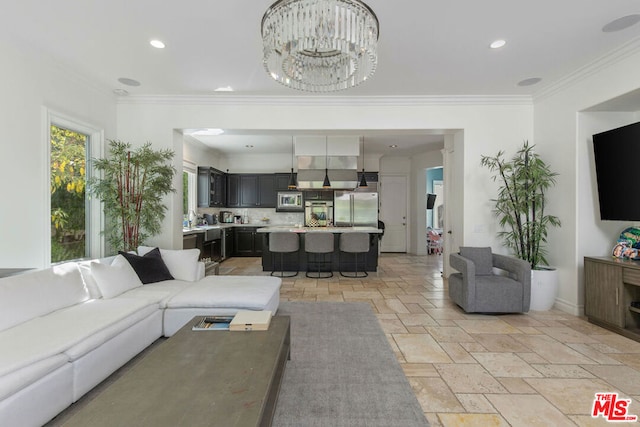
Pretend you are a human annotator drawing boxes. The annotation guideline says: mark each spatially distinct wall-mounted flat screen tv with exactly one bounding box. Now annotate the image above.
[427,193,437,210]
[593,121,640,221]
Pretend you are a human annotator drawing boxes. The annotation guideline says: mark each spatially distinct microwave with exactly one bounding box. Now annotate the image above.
[276,191,304,212]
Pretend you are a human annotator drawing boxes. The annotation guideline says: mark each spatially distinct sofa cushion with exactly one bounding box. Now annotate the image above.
[63,299,160,360]
[0,354,68,401]
[119,248,174,284]
[0,262,88,332]
[91,255,143,299]
[460,246,494,275]
[138,246,200,282]
[77,256,118,299]
[0,298,159,378]
[166,276,282,310]
[118,279,193,308]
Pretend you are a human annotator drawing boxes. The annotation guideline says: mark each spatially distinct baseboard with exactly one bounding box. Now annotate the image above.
[553,297,583,317]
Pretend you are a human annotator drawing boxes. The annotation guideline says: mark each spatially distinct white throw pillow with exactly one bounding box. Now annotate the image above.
[91,255,143,299]
[137,246,200,282]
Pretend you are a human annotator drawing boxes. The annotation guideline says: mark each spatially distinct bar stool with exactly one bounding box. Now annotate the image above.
[339,232,370,278]
[269,232,299,277]
[305,232,334,278]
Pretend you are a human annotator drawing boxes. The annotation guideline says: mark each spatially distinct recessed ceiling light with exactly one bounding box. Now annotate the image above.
[490,39,506,49]
[189,129,225,136]
[150,39,165,49]
[214,86,234,92]
[389,144,398,148]
[517,77,542,87]
[117,77,141,87]
[602,14,640,33]
[113,88,129,96]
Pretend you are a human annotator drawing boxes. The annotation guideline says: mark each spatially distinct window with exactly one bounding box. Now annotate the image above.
[183,161,197,224]
[47,110,103,264]
[50,125,88,262]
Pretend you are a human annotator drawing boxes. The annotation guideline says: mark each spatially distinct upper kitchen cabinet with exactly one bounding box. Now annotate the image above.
[357,171,378,182]
[197,167,226,207]
[226,174,276,208]
[275,173,297,191]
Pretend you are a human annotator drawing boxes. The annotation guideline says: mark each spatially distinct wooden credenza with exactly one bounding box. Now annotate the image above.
[585,256,640,342]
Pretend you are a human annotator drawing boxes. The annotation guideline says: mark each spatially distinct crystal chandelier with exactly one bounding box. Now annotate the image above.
[261,0,379,92]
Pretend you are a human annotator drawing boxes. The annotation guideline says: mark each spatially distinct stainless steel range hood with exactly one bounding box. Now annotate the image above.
[296,156,359,189]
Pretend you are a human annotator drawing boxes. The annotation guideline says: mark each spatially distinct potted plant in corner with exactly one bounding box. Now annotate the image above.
[88,140,175,253]
[481,141,561,310]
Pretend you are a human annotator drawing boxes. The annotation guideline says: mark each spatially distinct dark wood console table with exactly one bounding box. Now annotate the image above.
[61,315,290,427]
[585,256,640,343]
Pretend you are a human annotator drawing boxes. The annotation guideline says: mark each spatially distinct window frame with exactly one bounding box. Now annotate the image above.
[44,108,104,265]
[183,160,197,218]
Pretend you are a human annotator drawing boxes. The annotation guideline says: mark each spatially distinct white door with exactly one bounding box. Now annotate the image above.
[380,176,407,252]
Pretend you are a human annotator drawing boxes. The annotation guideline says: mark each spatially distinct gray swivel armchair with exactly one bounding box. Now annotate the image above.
[449,247,531,313]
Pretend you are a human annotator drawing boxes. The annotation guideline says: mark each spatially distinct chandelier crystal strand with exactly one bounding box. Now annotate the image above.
[262,0,379,92]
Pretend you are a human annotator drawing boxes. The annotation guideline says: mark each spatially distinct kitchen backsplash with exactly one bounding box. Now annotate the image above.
[198,207,304,226]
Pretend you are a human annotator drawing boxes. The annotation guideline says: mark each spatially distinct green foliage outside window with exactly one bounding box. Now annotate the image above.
[50,125,87,262]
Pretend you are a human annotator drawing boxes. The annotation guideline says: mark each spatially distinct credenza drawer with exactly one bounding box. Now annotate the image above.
[623,268,640,286]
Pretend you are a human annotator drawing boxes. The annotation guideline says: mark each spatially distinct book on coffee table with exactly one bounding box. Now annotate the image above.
[229,310,272,331]
[192,316,233,331]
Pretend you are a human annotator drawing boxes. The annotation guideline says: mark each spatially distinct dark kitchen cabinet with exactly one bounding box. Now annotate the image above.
[197,167,226,207]
[275,172,297,191]
[223,227,234,259]
[240,175,259,206]
[226,174,240,207]
[233,227,263,256]
[258,175,276,207]
[357,171,378,182]
[304,190,334,201]
[227,174,276,208]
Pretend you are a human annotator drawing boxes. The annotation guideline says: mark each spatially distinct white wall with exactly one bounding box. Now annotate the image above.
[0,39,117,268]
[183,138,220,170]
[534,43,640,314]
[116,99,533,252]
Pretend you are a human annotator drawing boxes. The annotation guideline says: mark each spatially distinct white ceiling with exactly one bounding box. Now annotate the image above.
[3,0,640,154]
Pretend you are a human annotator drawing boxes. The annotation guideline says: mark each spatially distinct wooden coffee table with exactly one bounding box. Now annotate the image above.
[62,315,290,427]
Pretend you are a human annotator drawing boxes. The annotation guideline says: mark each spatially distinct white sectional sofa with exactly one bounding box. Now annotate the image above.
[0,247,281,427]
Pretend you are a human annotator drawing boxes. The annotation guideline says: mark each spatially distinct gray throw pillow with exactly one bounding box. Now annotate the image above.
[459,247,493,275]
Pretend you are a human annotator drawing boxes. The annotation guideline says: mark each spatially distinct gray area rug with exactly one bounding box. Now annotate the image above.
[274,302,430,427]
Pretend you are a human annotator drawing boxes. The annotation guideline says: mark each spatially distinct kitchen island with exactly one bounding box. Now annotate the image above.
[257,226,383,273]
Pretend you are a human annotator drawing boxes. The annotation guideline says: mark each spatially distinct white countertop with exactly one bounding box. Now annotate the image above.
[182,223,270,235]
[255,226,382,234]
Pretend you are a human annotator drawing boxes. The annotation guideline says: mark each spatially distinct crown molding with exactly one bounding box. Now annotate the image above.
[117,94,533,107]
[533,35,640,102]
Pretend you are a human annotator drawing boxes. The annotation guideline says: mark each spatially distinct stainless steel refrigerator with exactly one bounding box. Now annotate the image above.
[333,191,378,227]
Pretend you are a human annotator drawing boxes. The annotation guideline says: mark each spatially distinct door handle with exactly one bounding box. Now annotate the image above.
[447,230,452,234]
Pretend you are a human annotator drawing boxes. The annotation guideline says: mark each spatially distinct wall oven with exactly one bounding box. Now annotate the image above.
[305,201,333,227]
[276,191,304,212]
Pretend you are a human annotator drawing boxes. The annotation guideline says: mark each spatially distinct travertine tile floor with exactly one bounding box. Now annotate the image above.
[224,253,640,426]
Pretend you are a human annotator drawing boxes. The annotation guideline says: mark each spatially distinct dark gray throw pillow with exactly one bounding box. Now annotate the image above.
[459,246,493,275]
[118,247,174,284]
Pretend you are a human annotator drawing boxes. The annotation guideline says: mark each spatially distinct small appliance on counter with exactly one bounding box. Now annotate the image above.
[203,213,218,225]
[220,211,234,223]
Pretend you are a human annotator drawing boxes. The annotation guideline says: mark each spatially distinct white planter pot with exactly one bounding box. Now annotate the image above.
[530,267,558,310]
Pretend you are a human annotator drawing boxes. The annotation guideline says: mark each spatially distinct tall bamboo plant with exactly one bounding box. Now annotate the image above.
[480,141,561,269]
[88,140,175,252]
